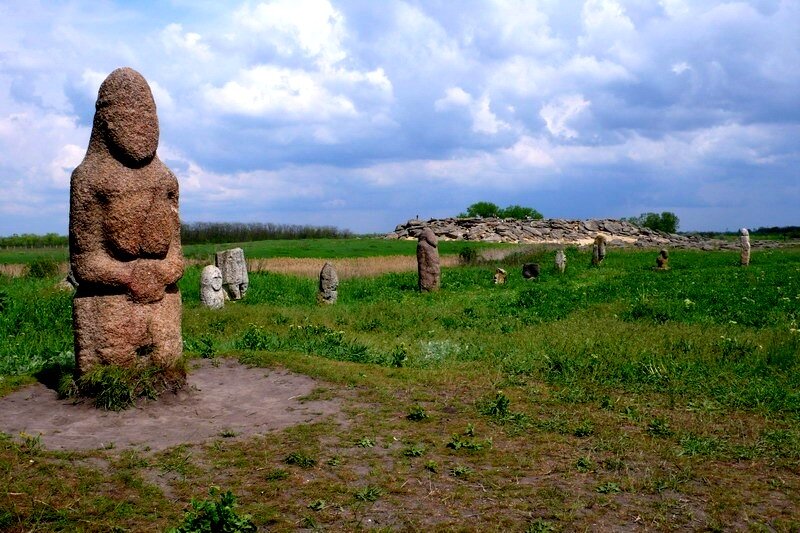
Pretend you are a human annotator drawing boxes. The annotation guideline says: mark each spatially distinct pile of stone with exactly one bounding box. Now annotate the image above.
[387,217,783,250]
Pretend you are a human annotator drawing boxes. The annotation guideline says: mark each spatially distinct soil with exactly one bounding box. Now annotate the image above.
[0,358,341,452]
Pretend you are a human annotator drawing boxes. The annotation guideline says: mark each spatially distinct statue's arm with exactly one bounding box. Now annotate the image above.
[160,233,184,286]
[154,168,184,286]
[69,169,135,289]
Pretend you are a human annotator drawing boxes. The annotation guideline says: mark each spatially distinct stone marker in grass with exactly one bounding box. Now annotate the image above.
[656,248,669,270]
[555,249,567,273]
[592,234,607,266]
[318,262,339,304]
[216,248,249,300]
[200,265,225,309]
[493,267,507,284]
[69,67,185,385]
[522,263,540,279]
[740,228,750,266]
[417,227,440,292]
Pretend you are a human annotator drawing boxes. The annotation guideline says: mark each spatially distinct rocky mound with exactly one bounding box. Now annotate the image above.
[386,218,781,250]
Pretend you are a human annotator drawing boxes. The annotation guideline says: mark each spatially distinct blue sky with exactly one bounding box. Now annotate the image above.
[0,0,797,235]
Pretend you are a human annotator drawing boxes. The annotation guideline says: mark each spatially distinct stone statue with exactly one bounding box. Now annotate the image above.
[417,227,440,292]
[740,228,750,266]
[522,263,540,279]
[318,262,339,304]
[555,249,567,273]
[656,248,669,270]
[200,265,225,309]
[592,235,607,265]
[215,248,249,300]
[69,67,184,377]
[493,267,507,284]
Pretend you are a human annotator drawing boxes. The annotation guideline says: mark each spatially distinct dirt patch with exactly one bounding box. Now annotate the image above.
[0,358,341,452]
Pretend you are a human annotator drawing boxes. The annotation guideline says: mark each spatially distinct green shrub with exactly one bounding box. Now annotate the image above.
[458,246,478,265]
[169,486,256,533]
[27,258,60,279]
[67,362,187,411]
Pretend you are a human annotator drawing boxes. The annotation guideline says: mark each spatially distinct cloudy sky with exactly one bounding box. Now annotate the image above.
[0,0,797,235]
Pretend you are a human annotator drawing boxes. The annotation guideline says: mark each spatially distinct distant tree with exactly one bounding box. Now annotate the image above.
[458,202,543,220]
[459,201,501,218]
[625,212,680,233]
[499,205,543,220]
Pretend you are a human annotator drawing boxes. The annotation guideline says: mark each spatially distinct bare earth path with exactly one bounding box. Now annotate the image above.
[0,358,341,452]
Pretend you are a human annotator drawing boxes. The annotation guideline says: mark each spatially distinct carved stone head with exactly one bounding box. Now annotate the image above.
[94,67,159,165]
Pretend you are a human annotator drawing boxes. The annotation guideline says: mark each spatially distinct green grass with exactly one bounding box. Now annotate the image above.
[0,237,509,265]
[1,244,799,530]
[0,247,68,265]
[183,237,508,262]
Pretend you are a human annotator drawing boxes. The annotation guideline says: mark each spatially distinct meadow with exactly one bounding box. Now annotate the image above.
[0,242,798,531]
[0,237,507,265]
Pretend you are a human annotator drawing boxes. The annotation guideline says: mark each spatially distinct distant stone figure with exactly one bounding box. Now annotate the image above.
[555,249,567,273]
[417,227,440,291]
[493,267,507,284]
[740,228,750,266]
[522,263,540,279]
[592,235,607,265]
[215,248,249,300]
[655,248,669,270]
[69,67,184,377]
[200,265,225,309]
[56,268,79,292]
[318,262,339,304]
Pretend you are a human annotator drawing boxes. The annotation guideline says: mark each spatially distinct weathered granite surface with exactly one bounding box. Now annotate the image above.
[69,67,184,376]
[417,227,440,292]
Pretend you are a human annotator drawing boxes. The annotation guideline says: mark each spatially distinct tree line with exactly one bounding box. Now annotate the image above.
[622,212,680,234]
[458,201,544,220]
[0,233,68,248]
[0,223,353,249]
[179,222,352,244]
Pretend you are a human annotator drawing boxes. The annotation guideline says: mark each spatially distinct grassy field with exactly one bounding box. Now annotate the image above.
[1,244,799,531]
[0,238,509,266]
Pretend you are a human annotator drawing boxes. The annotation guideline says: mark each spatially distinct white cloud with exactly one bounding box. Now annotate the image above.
[161,23,211,60]
[472,96,507,135]
[540,94,591,139]
[204,65,356,119]
[49,143,84,187]
[233,0,347,66]
[671,61,691,75]
[435,87,472,110]
[0,0,798,234]
[435,87,509,135]
[501,136,557,169]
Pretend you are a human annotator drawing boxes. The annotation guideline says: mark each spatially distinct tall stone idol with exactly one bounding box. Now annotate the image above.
[740,228,751,266]
[417,227,441,292]
[592,235,607,266]
[555,249,567,273]
[200,265,225,309]
[318,262,339,304]
[69,67,185,380]
[216,248,249,300]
